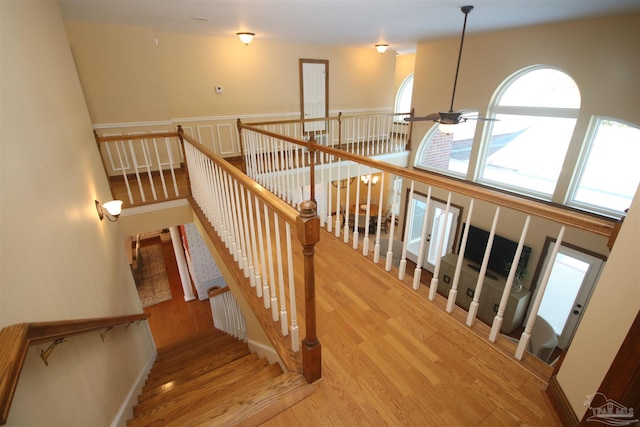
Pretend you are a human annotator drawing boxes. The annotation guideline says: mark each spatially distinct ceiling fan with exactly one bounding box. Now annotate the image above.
[405,5,495,132]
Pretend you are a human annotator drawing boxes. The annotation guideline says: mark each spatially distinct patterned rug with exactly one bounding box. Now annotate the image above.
[134,244,172,307]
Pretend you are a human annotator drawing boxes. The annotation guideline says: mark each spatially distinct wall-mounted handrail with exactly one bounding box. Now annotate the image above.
[0,313,149,425]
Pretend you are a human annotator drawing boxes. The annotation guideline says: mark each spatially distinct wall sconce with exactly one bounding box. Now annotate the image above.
[361,175,380,185]
[95,200,123,222]
[375,44,389,54]
[237,32,255,45]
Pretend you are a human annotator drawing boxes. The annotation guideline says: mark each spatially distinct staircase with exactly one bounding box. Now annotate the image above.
[127,331,315,426]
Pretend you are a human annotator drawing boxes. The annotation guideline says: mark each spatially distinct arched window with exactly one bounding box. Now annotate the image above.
[395,74,413,114]
[477,66,581,198]
[568,117,640,216]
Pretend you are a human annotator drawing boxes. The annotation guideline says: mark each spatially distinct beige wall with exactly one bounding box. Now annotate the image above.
[65,21,397,124]
[557,184,640,419]
[404,14,640,287]
[408,13,639,420]
[1,2,155,425]
[394,53,415,100]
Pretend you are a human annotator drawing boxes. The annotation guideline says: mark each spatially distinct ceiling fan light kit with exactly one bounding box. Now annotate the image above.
[406,5,496,131]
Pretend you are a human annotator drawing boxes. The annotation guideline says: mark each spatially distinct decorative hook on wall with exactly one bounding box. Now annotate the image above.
[40,338,66,366]
[100,327,113,342]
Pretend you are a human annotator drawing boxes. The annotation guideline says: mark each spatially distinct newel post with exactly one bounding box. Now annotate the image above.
[236,118,247,174]
[297,200,321,383]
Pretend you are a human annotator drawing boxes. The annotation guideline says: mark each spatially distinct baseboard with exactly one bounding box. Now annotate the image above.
[110,350,157,427]
[546,376,580,427]
[248,339,284,371]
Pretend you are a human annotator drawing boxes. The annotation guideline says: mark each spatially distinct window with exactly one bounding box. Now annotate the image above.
[478,67,581,198]
[395,74,413,114]
[568,118,640,216]
[414,115,478,177]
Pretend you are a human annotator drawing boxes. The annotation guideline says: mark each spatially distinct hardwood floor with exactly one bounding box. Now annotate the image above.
[258,228,562,426]
[137,236,219,349]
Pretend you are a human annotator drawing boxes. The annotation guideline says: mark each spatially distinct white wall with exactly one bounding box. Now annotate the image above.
[0,1,155,425]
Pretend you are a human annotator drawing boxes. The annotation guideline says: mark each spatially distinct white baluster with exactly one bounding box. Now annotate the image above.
[385,175,400,271]
[447,199,474,313]
[285,224,299,351]
[373,173,385,263]
[362,167,374,256]
[263,205,277,311]
[254,196,267,299]
[398,181,415,280]
[490,215,531,342]
[467,207,501,327]
[516,226,566,360]
[343,161,351,243]
[273,213,285,324]
[412,186,432,290]
[352,164,362,249]
[429,193,452,300]
[334,155,342,237]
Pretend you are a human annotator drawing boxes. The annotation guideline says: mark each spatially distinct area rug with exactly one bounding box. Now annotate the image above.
[134,244,172,307]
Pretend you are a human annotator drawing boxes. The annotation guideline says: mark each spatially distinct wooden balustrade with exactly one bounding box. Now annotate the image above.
[179,127,321,383]
[0,313,149,425]
[237,119,619,365]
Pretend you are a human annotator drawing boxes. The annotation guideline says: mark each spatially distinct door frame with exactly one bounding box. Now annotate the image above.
[299,58,329,134]
[530,237,607,348]
[401,189,463,271]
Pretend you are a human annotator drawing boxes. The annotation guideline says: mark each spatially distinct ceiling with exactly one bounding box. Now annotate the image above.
[59,0,640,54]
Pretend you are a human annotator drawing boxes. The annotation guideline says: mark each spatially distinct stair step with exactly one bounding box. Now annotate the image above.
[128,361,283,426]
[155,331,234,361]
[134,352,266,416]
[153,332,236,367]
[180,372,316,427]
[145,339,249,387]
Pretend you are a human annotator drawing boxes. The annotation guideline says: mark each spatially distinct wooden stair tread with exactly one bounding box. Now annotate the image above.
[134,353,264,416]
[155,331,235,360]
[182,372,316,427]
[146,339,249,386]
[128,362,283,426]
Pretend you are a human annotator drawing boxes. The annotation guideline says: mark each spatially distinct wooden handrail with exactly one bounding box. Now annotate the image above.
[94,131,180,143]
[0,313,149,425]
[179,127,299,225]
[237,122,617,238]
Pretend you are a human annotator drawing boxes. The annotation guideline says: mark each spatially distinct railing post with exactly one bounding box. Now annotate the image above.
[406,107,414,151]
[338,112,343,150]
[236,118,247,174]
[296,200,321,383]
[176,125,192,198]
[308,132,316,205]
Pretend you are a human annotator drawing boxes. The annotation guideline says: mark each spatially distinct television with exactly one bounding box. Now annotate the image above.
[458,224,531,278]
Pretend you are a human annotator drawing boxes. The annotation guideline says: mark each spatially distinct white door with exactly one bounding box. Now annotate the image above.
[536,243,604,349]
[300,60,327,133]
[405,194,459,272]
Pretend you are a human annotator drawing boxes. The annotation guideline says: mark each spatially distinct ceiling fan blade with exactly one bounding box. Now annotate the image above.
[404,113,440,122]
[464,116,499,122]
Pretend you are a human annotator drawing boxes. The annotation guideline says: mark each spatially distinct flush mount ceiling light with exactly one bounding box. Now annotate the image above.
[95,199,123,222]
[375,44,389,54]
[237,32,255,45]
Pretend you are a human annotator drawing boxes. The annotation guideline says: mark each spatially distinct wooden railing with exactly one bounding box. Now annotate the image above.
[0,313,149,425]
[178,127,321,383]
[237,117,618,364]
[94,131,188,207]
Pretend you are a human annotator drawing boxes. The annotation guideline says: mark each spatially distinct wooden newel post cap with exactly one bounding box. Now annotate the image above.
[297,200,320,246]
